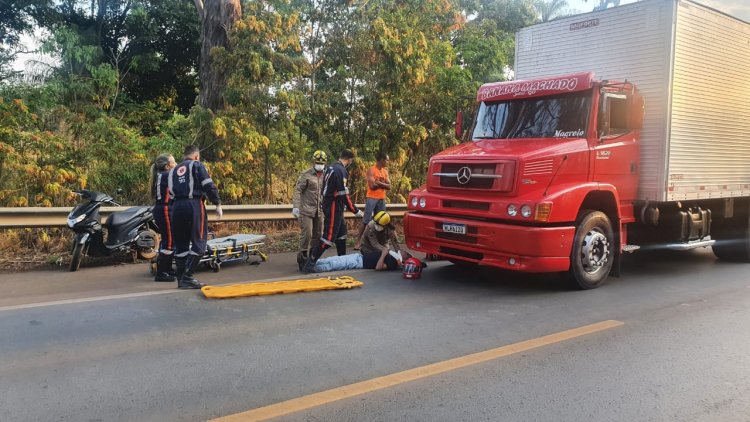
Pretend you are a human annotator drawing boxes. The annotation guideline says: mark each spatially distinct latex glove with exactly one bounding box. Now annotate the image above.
[292,208,300,218]
[216,204,223,219]
[355,210,364,218]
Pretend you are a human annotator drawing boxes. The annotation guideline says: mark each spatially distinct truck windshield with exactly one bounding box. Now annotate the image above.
[472,91,591,140]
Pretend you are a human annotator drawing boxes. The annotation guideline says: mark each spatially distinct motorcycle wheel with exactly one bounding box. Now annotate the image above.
[69,236,87,272]
[137,229,160,260]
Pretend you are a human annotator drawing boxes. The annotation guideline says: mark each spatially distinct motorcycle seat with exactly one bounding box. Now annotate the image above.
[105,206,150,227]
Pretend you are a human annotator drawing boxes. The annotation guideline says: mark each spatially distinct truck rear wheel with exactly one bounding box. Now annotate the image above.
[712,209,750,262]
[568,211,614,290]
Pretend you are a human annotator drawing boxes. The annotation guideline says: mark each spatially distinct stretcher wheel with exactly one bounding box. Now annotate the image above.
[209,261,221,272]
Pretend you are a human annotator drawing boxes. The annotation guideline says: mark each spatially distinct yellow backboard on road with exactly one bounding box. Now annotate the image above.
[201,276,363,299]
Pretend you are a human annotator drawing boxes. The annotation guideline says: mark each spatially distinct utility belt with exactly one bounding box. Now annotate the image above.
[322,196,348,204]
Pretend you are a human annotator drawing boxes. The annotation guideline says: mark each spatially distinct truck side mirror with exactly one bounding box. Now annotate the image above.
[628,94,645,130]
[455,110,463,140]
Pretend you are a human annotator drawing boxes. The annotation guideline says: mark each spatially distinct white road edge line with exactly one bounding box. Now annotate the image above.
[0,270,370,313]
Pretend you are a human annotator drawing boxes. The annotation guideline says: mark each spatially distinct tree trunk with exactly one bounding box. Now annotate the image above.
[197,0,241,112]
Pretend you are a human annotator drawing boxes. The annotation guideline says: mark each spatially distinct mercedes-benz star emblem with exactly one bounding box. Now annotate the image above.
[456,166,472,184]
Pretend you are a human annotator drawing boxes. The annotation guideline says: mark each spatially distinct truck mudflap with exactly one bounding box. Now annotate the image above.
[404,212,576,273]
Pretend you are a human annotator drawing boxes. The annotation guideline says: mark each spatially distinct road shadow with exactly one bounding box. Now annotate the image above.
[422,261,571,295]
[421,247,728,294]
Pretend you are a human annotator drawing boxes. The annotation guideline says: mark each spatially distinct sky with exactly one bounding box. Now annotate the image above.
[566,0,750,22]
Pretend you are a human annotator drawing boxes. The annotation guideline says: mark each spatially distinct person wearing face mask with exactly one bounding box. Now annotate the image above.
[301,149,364,273]
[151,153,177,282]
[292,150,327,265]
[360,211,401,257]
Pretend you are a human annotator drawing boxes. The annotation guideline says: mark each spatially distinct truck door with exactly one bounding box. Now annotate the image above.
[592,91,641,202]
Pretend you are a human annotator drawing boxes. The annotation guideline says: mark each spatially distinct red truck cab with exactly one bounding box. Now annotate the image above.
[404,72,645,289]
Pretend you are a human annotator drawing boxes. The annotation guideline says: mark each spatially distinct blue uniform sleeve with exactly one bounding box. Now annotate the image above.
[195,162,221,205]
[337,166,359,214]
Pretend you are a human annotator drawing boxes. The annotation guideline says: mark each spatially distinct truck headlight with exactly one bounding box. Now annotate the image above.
[411,196,418,207]
[521,205,532,218]
[507,204,517,216]
[419,198,427,208]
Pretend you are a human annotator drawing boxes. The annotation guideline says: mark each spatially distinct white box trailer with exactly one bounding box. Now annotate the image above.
[515,0,750,202]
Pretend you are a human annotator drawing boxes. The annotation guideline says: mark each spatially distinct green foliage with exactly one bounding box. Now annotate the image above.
[0,96,83,207]
[1,0,545,208]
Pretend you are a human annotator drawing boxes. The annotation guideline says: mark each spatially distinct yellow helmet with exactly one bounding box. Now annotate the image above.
[313,150,327,164]
[373,211,391,226]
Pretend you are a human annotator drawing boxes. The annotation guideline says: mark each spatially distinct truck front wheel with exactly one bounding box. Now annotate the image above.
[568,211,614,290]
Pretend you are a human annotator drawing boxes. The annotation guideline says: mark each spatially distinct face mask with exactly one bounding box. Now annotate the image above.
[314,164,325,172]
[375,225,384,232]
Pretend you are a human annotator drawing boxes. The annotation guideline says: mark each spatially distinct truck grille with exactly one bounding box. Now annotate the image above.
[431,161,514,191]
[436,164,499,189]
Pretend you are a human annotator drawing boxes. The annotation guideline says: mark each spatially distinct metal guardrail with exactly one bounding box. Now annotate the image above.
[0,204,408,229]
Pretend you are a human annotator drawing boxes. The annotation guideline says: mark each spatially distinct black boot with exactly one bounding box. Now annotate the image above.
[297,251,308,272]
[174,256,186,282]
[302,255,317,274]
[154,253,176,282]
[178,255,205,289]
[335,238,347,256]
[303,243,326,273]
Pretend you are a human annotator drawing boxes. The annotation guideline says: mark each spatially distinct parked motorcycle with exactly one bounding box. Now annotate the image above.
[66,190,159,271]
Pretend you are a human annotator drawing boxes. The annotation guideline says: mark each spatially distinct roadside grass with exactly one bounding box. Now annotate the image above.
[0,220,401,272]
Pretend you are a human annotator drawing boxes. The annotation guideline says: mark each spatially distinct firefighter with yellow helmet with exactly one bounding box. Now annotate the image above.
[293,150,328,264]
[360,211,401,257]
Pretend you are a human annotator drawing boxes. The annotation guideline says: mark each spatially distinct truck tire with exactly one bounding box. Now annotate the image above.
[712,210,750,262]
[568,210,614,290]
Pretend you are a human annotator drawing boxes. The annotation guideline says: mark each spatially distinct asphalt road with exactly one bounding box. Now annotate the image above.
[1,248,749,421]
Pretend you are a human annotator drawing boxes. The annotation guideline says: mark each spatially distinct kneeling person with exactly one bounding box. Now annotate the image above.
[360,211,400,256]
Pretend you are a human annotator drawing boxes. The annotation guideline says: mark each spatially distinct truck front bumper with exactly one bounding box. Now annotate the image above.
[404,212,575,273]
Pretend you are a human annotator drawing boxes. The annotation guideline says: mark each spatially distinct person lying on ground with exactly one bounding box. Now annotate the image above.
[312,250,413,273]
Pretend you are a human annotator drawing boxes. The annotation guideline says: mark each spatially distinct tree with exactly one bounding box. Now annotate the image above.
[534,0,571,22]
[194,0,241,112]
[0,0,53,82]
[122,0,202,113]
[212,0,306,202]
[585,0,620,11]
[454,0,537,83]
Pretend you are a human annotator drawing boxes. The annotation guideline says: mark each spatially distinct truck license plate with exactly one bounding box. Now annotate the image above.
[442,223,466,234]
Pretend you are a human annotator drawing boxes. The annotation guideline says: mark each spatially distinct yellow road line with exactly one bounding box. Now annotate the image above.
[213,319,624,422]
